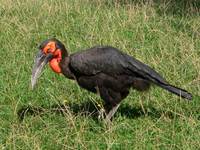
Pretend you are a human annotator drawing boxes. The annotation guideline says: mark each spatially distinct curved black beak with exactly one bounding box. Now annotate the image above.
[31,50,53,89]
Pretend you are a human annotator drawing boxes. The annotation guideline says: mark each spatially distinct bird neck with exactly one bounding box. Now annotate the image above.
[59,55,75,79]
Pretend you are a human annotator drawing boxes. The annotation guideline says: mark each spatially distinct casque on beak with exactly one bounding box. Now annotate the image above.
[31,50,53,89]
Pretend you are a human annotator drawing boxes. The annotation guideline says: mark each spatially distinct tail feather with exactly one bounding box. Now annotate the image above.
[159,84,192,100]
[125,54,192,100]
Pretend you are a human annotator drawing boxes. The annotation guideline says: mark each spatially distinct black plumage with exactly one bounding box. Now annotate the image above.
[33,38,192,121]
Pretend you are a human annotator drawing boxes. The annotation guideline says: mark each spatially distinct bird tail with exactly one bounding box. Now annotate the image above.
[125,54,192,100]
[158,83,192,100]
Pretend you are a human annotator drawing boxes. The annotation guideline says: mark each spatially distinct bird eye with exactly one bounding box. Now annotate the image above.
[47,48,51,53]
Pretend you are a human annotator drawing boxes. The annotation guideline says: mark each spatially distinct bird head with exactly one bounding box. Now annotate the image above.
[31,38,67,89]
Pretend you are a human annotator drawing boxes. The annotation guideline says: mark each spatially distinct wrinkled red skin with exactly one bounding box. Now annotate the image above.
[42,41,62,73]
[49,58,61,73]
[49,49,62,73]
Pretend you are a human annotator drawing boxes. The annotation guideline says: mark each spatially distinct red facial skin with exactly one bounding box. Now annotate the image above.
[43,41,62,73]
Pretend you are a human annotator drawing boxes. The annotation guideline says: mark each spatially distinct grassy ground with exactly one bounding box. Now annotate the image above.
[1,0,200,149]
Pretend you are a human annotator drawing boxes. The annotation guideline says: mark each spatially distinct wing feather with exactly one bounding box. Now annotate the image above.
[70,46,167,85]
[70,46,127,75]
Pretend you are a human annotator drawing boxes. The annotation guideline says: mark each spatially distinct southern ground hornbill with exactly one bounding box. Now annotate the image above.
[31,38,192,121]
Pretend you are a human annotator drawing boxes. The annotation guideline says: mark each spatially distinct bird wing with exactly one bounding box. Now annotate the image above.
[124,54,168,85]
[70,46,167,83]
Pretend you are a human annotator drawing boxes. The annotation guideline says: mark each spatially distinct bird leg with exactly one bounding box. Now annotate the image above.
[139,93,147,115]
[95,86,106,120]
[105,103,120,122]
[140,98,146,115]
[97,86,121,122]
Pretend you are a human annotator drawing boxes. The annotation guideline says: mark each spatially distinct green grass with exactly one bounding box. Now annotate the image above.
[1,0,200,149]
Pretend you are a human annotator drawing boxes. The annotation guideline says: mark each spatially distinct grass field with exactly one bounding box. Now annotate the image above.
[1,0,200,149]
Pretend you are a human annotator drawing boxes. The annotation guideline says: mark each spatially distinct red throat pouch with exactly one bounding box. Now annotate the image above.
[49,59,61,73]
[49,49,62,73]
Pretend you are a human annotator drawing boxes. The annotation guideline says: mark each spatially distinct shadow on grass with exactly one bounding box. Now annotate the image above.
[17,101,175,122]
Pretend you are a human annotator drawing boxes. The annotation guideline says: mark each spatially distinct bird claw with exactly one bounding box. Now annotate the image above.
[98,108,106,120]
[98,108,112,126]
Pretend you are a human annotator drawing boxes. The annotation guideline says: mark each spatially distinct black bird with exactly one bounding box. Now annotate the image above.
[31,38,192,121]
